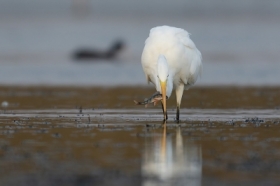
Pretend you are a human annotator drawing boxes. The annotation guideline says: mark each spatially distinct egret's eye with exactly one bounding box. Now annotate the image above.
[167,74,169,77]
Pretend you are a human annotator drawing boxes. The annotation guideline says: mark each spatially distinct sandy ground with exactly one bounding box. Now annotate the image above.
[0,86,280,186]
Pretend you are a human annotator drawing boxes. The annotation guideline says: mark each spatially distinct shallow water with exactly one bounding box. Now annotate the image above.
[1,1,280,86]
[0,86,280,186]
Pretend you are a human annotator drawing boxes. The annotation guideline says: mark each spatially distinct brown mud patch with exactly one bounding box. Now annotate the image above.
[0,86,279,110]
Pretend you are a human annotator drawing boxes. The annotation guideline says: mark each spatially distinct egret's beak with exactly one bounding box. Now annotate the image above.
[160,80,167,120]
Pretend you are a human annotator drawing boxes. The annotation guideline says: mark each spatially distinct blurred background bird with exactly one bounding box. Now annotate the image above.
[141,25,202,122]
[72,40,125,61]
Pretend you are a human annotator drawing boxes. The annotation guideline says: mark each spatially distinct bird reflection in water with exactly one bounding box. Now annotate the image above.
[142,122,202,186]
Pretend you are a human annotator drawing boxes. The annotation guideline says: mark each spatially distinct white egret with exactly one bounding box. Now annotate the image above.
[141,25,202,122]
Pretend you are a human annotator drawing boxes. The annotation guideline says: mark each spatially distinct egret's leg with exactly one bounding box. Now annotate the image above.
[176,106,180,123]
[175,84,184,123]
[161,101,168,120]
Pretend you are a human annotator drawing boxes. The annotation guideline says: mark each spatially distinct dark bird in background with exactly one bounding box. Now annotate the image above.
[72,40,125,61]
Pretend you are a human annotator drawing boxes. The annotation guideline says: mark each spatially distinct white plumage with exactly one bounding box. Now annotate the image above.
[141,25,202,122]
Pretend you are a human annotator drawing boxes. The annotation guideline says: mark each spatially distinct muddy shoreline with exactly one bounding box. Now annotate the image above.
[0,86,280,186]
[1,86,280,110]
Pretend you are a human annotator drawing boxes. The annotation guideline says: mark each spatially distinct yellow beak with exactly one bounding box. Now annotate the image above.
[160,80,167,120]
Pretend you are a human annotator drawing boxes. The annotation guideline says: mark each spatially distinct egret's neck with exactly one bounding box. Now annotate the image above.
[156,55,173,97]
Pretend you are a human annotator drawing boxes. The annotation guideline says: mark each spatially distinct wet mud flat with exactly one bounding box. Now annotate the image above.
[0,86,280,186]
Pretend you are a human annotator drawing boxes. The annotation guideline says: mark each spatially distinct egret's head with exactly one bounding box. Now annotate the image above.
[157,55,169,120]
[157,55,169,82]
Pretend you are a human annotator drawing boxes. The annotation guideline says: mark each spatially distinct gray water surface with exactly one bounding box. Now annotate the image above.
[0,1,279,86]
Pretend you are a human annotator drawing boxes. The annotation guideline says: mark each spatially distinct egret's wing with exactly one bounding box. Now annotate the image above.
[177,31,202,86]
